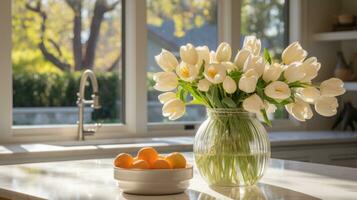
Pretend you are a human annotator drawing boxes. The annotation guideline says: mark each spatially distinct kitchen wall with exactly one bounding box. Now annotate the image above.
[299,0,357,131]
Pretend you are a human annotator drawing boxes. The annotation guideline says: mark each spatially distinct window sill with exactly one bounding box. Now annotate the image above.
[1,131,356,165]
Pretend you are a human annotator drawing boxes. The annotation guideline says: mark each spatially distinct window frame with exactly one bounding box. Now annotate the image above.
[0,0,298,144]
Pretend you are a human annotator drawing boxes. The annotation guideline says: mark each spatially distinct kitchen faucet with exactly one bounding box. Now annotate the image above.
[77,69,102,141]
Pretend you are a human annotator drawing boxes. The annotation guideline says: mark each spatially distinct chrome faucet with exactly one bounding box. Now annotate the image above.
[77,69,102,141]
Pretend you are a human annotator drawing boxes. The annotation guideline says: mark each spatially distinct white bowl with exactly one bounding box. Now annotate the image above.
[113,165,193,195]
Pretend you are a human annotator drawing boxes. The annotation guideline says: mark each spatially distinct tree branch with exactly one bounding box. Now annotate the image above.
[26,0,71,71]
[65,0,83,70]
[82,0,120,69]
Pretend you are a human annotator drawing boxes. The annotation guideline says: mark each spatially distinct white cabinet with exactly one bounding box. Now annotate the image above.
[272,143,357,168]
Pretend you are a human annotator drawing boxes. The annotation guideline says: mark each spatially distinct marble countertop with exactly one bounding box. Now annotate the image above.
[0,153,356,200]
[1,131,357,165]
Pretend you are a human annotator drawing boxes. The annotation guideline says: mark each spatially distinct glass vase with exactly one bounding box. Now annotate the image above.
[194,108,270,186]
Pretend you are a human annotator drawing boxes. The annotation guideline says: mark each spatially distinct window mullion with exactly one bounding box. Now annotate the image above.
[218,0,242,51]
[0,0,13,142]
[124,0,148,134]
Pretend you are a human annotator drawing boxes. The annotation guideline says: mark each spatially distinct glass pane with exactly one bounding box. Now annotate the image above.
[241,0,288,58]
[12,0,123,125]
[241,0,289,119]
[147,0,218,123]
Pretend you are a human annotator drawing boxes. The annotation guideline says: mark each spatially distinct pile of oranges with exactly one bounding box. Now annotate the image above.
[114,147,187,170]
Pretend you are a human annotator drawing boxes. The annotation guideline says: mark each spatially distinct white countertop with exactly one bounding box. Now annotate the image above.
[1,131,357,165]
[0,153,356,200]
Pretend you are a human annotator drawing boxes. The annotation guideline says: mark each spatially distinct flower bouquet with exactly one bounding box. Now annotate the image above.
[152,36,345,186]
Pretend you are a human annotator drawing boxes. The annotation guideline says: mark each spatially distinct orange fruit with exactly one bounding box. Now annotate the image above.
[114,153,133,168]
[132,159,150,169]
[137,147,158,166]
[152,159,172,169]
[165,152,186,168]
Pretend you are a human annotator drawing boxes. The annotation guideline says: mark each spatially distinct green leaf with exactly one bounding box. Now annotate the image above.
[222,97,237,108]
[261,109,272,127]
[198,60,205,76]
[207,85,224,108]
[264,48,272,65]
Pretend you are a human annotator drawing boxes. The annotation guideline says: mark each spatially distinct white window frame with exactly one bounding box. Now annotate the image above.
[0,0,297,144]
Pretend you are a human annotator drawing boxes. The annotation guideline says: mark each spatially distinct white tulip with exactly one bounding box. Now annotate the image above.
[282,41,307,64]
[204,63,226,84]
[265,102,277,113]
[243,55,265,77]
[285,97,313,121]
[158,92,176,104]
[263,63,283,82]
[180,43,198,65]
[284,62,306,83]
[297,87,320,103]
[176,62,199,82]
[300,57,321,82]
[196,46,210,68]
[264,81,291,100]
[209,51,217,63]
[234,49,251,69]
[221,62,237,72]
[242,35,261,56]
[314,96,338,117]
[197,79,211,92]
[216,42,232,62]
[242,94,265,113]
[162,99,186,120]
[320,78,345,97]
[223,76,237,94]
[155,49,179,72]
[239,69,259,93]
[153,72,178,91]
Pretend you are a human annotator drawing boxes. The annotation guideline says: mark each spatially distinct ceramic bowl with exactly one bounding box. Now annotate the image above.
[113,165,193,195]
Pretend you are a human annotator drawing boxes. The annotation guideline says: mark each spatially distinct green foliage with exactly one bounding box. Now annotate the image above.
[264,48,272,64]
[147,0,217,37]
[13,72,122,122]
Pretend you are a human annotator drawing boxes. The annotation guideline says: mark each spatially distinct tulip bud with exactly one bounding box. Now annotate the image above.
[162,99,186,120]
[300,57,321,82]
[264,81,291,100]
[221,62,237,72]
[204,63,226,84]
[216,42,232,62]
[263,63,283,82]
[239,69,258,93]
[223,76,237,94]
[153,72,178,91]
[242,94,264,113]
[320,78,345,97]
[180,43,198,65]
[196,46,210,68]
[158,92,176,104]
[282,42,307,64]
[242,35,261,56]
[197,79,211,92]
[297,87,320,103]
[285,97,313,121]
[314,96,338,117]
[209,51,217,63]
[234,49,251,69]
[243,55,265,77]
[284,62,306,83]
[155,49,179,72]
[176,62,199,82]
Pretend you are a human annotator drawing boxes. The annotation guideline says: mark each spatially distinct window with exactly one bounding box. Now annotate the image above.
[241,0,289,119]
[146,0,218,123]
[0,0,294,142]
[12,0,124,126]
